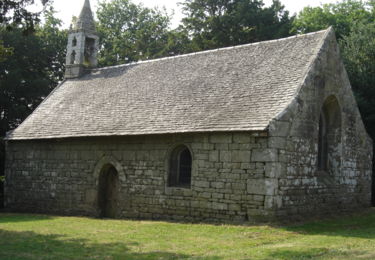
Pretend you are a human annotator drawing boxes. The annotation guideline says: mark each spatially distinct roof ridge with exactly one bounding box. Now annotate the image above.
[91,28,330,73]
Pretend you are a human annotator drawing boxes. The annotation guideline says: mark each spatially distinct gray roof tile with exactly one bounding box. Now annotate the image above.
[7,29,329,140]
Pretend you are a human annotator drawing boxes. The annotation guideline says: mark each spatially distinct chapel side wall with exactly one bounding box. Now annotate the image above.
[268,30,373,217]
[5,132,272,222]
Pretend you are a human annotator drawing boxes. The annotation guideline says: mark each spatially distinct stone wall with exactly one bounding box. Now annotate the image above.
[4,30,372,222]
[267,29,373,217]
[5,132,279,222]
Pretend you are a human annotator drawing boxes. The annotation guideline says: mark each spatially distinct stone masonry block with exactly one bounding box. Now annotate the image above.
[233,133,251,143]
[123,151,135,160]
[212,202,228,210]
[247,179,265,195]
[264,195,275,209]
[85,189,96,204]
[211,182,224,189]
[209,133,232,144]
[268,120,291,137]
[228,204,241,211]
[247,178,277,195]
[220,151,231,162]
[209,150,219,162]
[268,137,286,149]
[195,180,210,188]
[232,150,251,163]
[265,162,285,178]
[251,149,278,162]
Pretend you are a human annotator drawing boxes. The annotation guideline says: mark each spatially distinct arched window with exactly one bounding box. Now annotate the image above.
[72,36,77,47]
[70,50,76,64]
[84,37,96,65]
[168,145,192,187]
[317,95,342,173]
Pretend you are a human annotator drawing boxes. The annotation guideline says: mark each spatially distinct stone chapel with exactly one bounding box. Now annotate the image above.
[4,0,373,222]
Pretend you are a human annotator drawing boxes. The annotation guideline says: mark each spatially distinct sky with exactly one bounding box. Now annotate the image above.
[35,0,340,29]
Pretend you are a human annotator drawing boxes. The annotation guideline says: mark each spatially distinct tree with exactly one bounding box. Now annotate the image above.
[0,0,52,73]
[96,0,173,67]
[0,0,51,33]
[161,29,194,56]
[0,41,13,62]
[0,8,67,137]
[36,7,67,83]
[292,0,374,38]
[180,0,294,51]
[341,21,375,138]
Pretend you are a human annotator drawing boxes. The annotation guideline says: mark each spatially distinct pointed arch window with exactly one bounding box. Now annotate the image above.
[317,95,342,173]
[168,145,192,188]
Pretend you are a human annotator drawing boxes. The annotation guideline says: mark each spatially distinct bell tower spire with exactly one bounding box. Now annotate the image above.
[76,0,96,32]
[65,0,99,79]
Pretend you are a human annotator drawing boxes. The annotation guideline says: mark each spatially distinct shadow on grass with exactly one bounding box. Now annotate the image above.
[0,229,222,260]
[281,209,375,239]
[0,213,54,223]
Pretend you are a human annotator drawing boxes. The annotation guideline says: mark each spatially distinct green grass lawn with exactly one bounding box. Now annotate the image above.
[1,210,375,260]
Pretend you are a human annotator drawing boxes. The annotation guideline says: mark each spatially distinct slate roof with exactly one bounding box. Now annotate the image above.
[6,28,331,140]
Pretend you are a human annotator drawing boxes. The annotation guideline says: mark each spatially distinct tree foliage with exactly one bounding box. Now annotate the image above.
[0,41,13,62]
[180,0,294,50]
[0,8,67,137]
[0,0,52,33]
[341,21,375,138]
[292,0,374,38]
[96,0,173,66]
[0,0,53,67]
[96,0,295,63]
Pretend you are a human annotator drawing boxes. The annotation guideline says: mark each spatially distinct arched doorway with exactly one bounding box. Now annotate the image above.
[98,164,119,218]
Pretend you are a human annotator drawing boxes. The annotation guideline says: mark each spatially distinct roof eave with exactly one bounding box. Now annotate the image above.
[4,128,269,141]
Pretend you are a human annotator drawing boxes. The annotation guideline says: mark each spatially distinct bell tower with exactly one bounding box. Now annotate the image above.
[65,0,99,78]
